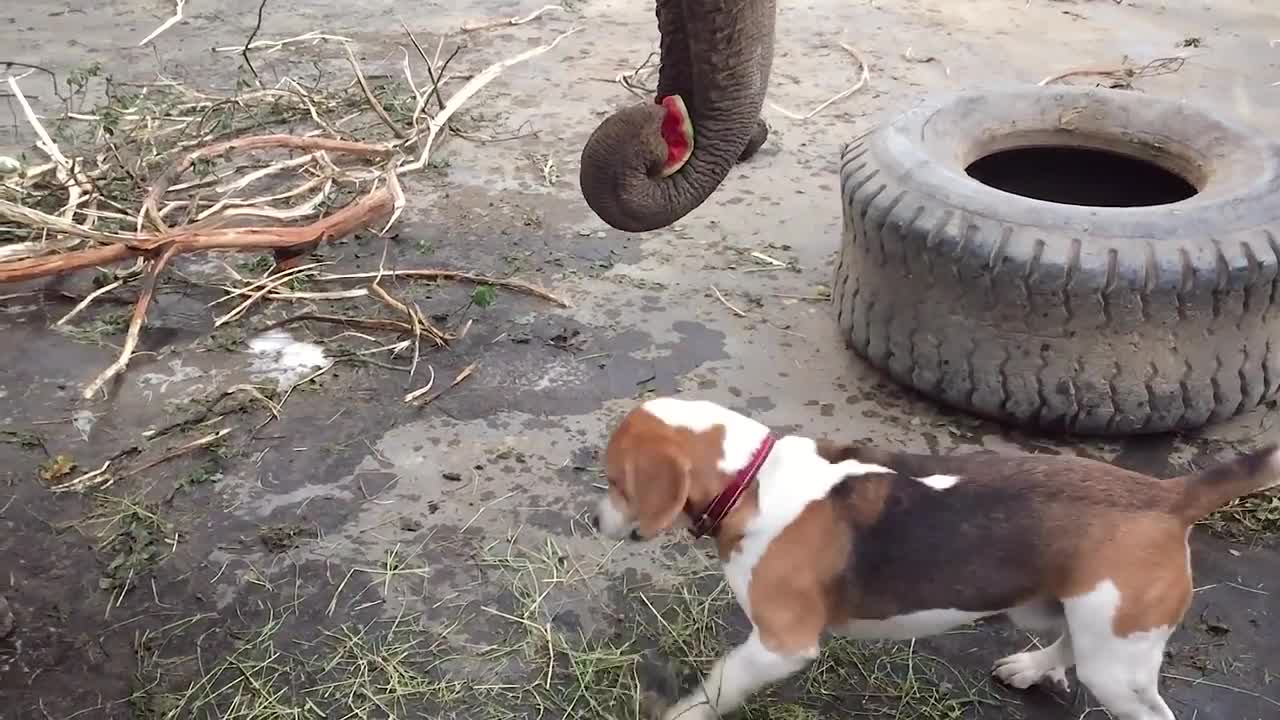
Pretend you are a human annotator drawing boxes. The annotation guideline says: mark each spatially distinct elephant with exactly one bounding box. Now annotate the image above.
[579,0,777,233]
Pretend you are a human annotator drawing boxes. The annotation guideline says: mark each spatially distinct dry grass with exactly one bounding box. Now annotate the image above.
[74,492,182,613]
[1203,489,1280,544]
[464,534,1001,719]
[73,520,1013,720]
[130,609,467,719]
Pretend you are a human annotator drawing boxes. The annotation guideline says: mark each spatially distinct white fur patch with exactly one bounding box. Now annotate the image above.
[841,607,999,640]
[1063,579,1177,720]
[642,397,772,474]
[1262,447,1280,490]
[594,493,630,539]
[661,630,812,720]
[917,474,960,490]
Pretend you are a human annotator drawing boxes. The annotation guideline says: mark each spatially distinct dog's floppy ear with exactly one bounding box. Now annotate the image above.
[621,443,693,538]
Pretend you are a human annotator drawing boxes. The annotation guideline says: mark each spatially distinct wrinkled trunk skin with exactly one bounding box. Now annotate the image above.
[579,0,776,232]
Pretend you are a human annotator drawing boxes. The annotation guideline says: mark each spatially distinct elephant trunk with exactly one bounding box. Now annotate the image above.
[579,0,776,233]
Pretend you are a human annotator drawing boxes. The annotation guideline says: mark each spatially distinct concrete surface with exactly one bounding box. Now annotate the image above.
[1,0,1278,718]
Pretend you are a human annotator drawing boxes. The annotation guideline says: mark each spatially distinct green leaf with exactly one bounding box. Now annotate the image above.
[470,285,497,308]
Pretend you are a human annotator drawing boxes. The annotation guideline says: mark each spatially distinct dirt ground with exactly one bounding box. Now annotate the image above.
[2,0,1279,718]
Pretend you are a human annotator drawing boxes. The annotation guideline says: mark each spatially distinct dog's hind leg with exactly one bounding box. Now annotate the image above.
[1063,582,1178,720]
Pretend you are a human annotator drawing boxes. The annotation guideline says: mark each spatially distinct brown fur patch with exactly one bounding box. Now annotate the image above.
[747,497,850,654]
[603,407,756,551]
[1055,513,1193,635]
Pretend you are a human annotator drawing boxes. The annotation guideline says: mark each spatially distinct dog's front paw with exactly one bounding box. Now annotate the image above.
[640,690,670,720]
[660,695,716,720]
[992,651,1070,692]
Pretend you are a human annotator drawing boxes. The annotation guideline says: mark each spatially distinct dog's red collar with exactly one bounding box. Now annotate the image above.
[689,434,776,538]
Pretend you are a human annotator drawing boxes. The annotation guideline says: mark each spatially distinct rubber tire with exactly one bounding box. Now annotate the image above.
[833,85,1280,436]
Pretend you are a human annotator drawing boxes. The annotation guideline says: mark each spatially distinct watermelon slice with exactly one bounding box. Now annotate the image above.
[657,95,694,177]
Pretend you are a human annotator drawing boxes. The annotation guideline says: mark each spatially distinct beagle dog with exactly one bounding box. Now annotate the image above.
[589,397,1280,720]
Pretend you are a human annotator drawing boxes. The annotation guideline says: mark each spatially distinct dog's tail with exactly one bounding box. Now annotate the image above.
[1172,444,1280,522]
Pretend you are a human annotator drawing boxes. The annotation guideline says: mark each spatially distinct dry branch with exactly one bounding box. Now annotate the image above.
[398,27,580,173]
[6,76,92,227]
[406,360,477,405]
[2,132,395,399]
[314,269,570,307]
[264,313,416,334]
[82,243,179,399]
[461,5,563,33]
[344,45,409,139]
[1038,56,1186,87]
[2,25,579,401]
[0,188,393,282]
[768,43,869,121]
[139,0,187,47]
[141,134,392,234]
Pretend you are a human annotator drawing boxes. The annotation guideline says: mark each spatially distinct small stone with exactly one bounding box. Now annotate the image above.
[595,231,606,238]
[442,471,463,482]
[0,156,20,176]
[399,516,424,532]
[0,594,14,640]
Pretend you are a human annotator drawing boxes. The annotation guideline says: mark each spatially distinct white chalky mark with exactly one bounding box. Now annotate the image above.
[917,474,960,490]
[246,328,329,389]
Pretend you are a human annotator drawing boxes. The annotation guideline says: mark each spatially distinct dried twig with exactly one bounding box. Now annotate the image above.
[407,360,476,405]
[48,461,114,494]
[139,0,186,46]
[461,5,563,33]
[902,47,950,77]
[369,276,447,344]
[214,267,317,327]
[1162,673,1280,709]
[313,268,570,306]
[6,76,90,226]
[1038,56,1186,87]
[710,286,747,317]
[616,51,659,98]
[400,22,448,117]
[262,313,415,334]
[0,186,393,282]
[82,243,180,399]
[55,259,146,326]
[242,0,270,82]
[402,366,437,402]
[208,260,331,307]
[124,428,233,480]
[344,44,408,139]
[398,27,579,173]
[141,134,392,234]
[769,43,870,121]
[212,30,353,54]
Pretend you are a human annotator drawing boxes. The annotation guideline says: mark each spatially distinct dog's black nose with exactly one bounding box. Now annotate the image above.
[589,514,600,531]
[629,529,642,542]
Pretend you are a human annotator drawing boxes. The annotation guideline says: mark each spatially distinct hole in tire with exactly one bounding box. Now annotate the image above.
[965,145,1198,207]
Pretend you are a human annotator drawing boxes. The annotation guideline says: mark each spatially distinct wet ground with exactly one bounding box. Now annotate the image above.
[2,0,1279,718]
